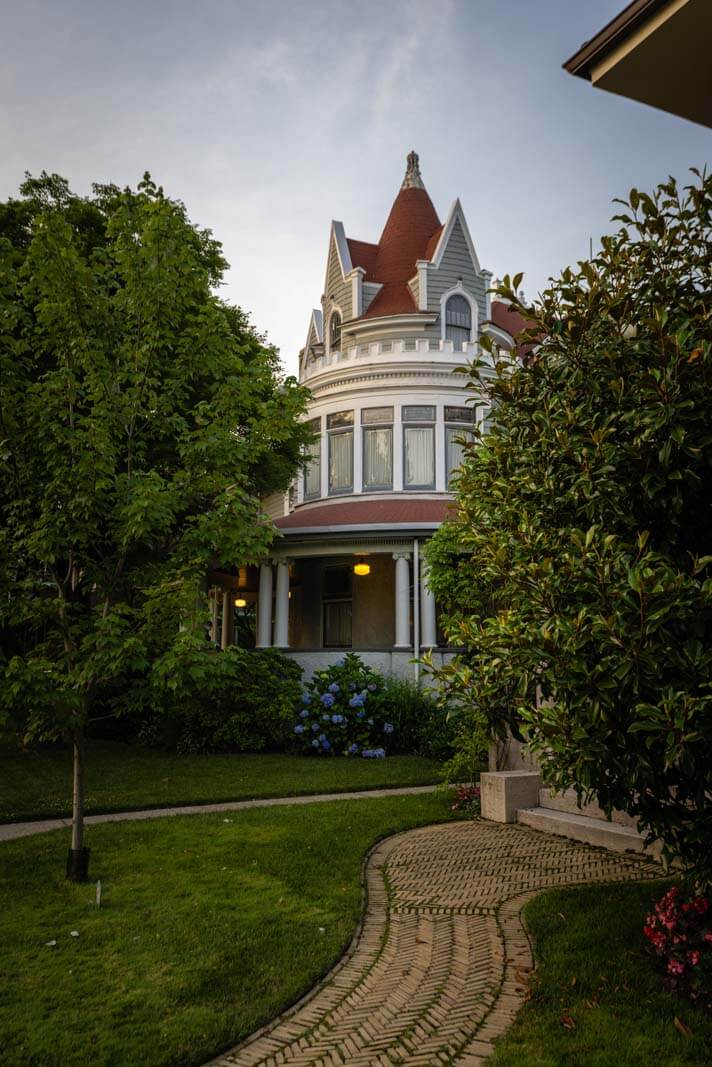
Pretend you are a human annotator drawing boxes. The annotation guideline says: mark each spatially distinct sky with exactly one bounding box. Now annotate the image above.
[2,0,710,376]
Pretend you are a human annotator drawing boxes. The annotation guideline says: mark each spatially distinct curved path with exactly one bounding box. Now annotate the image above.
[211,820,661,1067]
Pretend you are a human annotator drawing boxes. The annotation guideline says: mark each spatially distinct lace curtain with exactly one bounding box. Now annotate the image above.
[329,431,353,492]
[404,427,434,487]
[364,427,392,488]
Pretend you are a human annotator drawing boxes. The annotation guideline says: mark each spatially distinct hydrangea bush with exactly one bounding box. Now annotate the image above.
[644,885,712,1009]
[292,654,395,757]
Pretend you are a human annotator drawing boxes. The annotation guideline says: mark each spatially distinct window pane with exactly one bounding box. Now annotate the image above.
[327,410,354,429]
[329,431,353,492]
[444,405,473,423]
[445,294,471,328]
[364,427,392,489]
[330,312,342,350]
[361,406,394,425]
[323,601,352,648]
[404,426,434,487]
[402,405,435,423]
[304,438,321,497]
[323,565,352,598]
[446,426,474,487]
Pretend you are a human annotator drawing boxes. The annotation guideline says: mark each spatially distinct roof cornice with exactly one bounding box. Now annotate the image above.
[563,0,668,78]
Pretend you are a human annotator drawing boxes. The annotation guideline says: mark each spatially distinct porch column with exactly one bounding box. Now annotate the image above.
[393,553,411,649]
[210,588,219,644]
[256,564,273,648]
[273,559,290,648]
[221,589,232,650]
[420,560,438,648]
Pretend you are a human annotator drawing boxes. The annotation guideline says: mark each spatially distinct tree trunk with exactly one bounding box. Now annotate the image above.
[66,728,90,881]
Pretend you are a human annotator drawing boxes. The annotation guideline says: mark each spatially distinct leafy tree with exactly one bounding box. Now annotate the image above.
[427,169,712,881]
[0,173,311,877]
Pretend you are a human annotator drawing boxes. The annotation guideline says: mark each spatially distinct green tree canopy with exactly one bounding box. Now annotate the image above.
[0,173,311,871]
[428,169,712,881]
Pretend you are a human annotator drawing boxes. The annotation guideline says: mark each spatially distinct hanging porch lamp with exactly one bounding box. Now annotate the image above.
[353,559,371,577]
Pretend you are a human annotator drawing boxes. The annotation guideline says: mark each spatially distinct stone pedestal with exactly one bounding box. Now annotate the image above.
[480,770,541,824]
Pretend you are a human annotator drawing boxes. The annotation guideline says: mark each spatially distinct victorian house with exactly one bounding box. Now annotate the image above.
[209,153,523,678]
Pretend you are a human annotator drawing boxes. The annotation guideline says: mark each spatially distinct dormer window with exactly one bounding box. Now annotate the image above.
[330,311,342,351]
[444,294,472,346]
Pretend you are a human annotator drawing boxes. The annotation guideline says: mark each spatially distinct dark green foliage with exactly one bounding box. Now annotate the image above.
[293,654,393,756]
[428,170,712,881]
[0,171,311,747]
[136,648,302,753]
[379,675,456,760]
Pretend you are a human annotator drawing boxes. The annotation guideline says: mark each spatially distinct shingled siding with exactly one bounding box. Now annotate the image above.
[322,233,353,337]
[424,217,487,343]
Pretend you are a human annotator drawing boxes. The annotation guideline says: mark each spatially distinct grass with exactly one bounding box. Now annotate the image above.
[490,879,712,1066]
[0,790,460,1066]
[0,740,444,822]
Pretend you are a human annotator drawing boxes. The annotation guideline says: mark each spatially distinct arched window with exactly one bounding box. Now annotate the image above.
[330,311,342,351]
[444,294,471,347]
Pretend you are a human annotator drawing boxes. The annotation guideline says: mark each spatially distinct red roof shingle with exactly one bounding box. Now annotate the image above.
[274,498,455,531]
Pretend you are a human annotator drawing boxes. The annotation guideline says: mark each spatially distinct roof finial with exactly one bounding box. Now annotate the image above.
[401,150,425,190]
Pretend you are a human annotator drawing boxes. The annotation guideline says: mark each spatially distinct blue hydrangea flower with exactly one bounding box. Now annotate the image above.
[367,683,377,692]
[320,692,335,708]
[301,692,311,704]
[299,709,310,720]
[348,743,359,755]
[349,695,365,708]
[328,682,340,694]
[334,658,344,666]
[383,722,394,734]
[311,723,319,732]
[356,710,366,719]
[322,713,331,721]
[311,738,320,748]
[318,733,326,742]
[331,714,344,724]
[321,738,331,750]
[362,747,386,759]
[294,724,305,734]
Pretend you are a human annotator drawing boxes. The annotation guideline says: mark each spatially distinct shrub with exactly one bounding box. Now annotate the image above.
[138,646,302,754]
[427,169,712,881]
[450,783,481,814]
[644,885,712,1009]
[292,655,395,757]
[379,675,456,760]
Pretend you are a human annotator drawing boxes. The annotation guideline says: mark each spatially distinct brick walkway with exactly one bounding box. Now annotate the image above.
[211,820,661,1067]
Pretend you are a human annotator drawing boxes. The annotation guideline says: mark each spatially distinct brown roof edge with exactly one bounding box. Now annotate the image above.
[563,0,667,79]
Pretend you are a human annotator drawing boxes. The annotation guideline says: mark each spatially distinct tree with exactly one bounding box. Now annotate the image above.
[427,169,712,881]
[0,173,311,877]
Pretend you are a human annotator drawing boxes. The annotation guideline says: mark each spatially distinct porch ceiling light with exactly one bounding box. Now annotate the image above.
[353,561,371,576]
[234,597,247,608]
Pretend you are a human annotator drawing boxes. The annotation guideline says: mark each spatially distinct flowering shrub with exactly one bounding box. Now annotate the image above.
[644,885,712,1009]
[451,784,481,814]
[292,654,396,757]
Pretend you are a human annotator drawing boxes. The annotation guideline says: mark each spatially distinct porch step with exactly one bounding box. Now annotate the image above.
[539,787,638,829]
[517,806,647,853]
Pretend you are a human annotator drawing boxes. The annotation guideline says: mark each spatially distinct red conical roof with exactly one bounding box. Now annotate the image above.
[347,152,442,319]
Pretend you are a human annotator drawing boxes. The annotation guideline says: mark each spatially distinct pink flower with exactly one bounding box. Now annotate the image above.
[667,959,685,976]
[687,950,701,966]
[693,898,709,916]
[703,931,712,944]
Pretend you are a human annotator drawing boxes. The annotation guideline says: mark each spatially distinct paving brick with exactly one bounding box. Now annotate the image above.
[211,820,661,1066]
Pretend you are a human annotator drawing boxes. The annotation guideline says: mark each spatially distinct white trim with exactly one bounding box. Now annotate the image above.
[430,198,482,274]
[480,269,493,320]
[343,312,437,336]
[349,267,365,319]
[305,308,323,349]
[415,260,429,311]
[440,281,478,343]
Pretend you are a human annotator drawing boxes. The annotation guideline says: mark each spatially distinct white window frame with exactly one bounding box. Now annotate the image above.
[439,282,478,344]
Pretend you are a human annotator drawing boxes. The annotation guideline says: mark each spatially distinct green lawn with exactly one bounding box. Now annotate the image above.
[0,740,444,822]
[491,879,712,1066]
[0,791,458,1067]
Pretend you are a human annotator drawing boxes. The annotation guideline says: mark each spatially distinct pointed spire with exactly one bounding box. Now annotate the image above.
[401,150,425,190]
